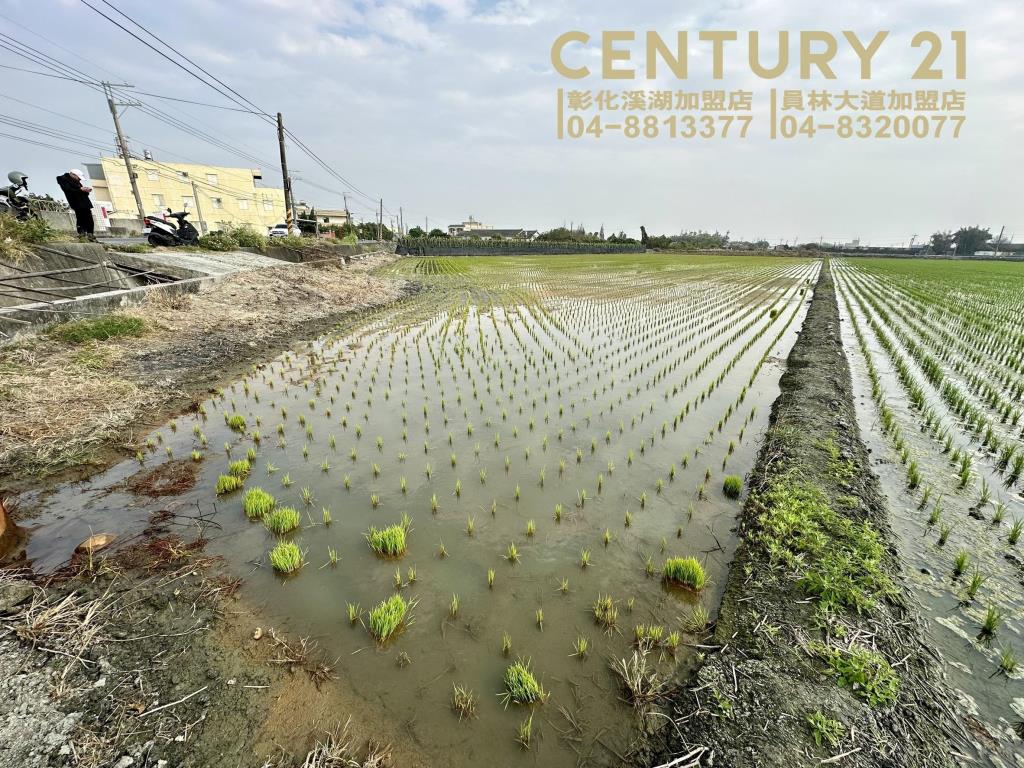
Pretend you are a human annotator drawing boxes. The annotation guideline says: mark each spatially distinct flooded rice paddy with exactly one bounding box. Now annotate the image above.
[25,254,816,766]
[834,258,1024,764]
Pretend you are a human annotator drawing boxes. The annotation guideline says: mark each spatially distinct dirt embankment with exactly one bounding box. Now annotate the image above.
[645,261,965,767]
[0,253,412,490]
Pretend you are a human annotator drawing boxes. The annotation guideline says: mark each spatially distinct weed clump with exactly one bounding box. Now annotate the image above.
[758,482,893,614]
[811,642,899,706]
[663,556,707,590]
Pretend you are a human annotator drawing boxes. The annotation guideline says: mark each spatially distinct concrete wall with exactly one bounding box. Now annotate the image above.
[38,210,76,233]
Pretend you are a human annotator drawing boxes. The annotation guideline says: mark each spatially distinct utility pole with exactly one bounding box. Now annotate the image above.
[189,179,207,234]
[103,81,146,226]
[378,198,383,241]
[399,207,404,237]
[276,112,295,235]
[994,225,1005,258]
[342,193,350,230]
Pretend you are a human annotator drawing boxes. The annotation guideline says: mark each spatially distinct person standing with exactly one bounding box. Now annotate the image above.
[56,168,95,241]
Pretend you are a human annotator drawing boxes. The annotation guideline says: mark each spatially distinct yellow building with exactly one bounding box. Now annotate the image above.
[84,157,287,234]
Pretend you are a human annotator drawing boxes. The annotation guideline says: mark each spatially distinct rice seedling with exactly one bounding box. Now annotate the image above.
[535,608,544,630]
[505,542,520,563]
[580,548,591,568]
[603,528,612,546]
[228,458,251,478]
[242,487,275,519]
[365,522,408,557]
[979,606,1002,640]
[663,556,707,590]
[501,631,512,656]
[572,635,589,659]
[301,486,315,505]
[937,524,951,546]
[215,474,244,495]
[438,541,448,558]
[720,474,744,499]
[998,647,1017,675]
[992,501,1007,525]
[624,510,633,527]
[452,684,477,721]
[368,594,412,642]
[593,594,618,631]
[327,547,338,566]
[393,566,403,589]
[343,475,351,490]
[952,551,969,578]
[1009,519,1023,545]
[558,578,569,594]
[500,659,545,707]
[449,593,460,618]
[965,568,987,601]
[281,472,293,487]
[264,506,301,534]
[515,713,534,750]
[269,541,304,573]
[526,519,535,537]
[487,568,495,588]
[407,565,417,583]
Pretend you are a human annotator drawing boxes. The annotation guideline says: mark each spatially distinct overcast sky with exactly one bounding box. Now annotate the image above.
[1,0,1021,244]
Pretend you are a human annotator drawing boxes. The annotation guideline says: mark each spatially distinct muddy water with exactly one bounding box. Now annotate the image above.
[834,262,1024,764]
[23,255,817,766]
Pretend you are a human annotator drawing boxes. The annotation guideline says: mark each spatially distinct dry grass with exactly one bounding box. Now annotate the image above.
[0,255,403,480]
[298,717,393,768]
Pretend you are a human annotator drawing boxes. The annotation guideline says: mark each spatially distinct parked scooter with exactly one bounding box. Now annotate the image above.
[145,207,199,246]
[0,171,32,220]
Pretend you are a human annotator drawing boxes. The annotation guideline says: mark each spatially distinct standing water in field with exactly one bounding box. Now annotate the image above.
[25,255,817,765]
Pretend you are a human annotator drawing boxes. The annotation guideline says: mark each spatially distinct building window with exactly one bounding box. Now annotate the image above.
[146,170,159,182]
[178,171,189,179]
[152,193,165,207]
[211,197,222,209]
[182,196,195,209]
[263,200,273,212]
[238,199,249,210]
[206,173,218,185]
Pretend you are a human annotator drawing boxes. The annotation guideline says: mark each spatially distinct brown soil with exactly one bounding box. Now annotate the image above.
[0,253,411,492]
[642,261,967,767]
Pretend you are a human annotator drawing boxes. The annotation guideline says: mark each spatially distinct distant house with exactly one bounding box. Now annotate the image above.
[448,216,488,236]
[297,206,350,228]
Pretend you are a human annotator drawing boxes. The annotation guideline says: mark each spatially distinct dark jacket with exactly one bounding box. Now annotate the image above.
[56,173,92,209]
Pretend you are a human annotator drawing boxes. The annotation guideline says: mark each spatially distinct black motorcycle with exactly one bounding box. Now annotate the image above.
[145,207,200,246]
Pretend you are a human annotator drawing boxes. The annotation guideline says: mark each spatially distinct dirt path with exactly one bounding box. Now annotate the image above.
[0,252,411,493]
[644,261,966,767]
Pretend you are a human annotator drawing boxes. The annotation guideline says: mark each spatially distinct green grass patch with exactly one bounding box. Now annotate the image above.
[50,314,145,345]
[500,658,545,706]
[757,482,893,614]
[368,594,411,642]
[269,540,303,573]
[662,556,707,590]
[228,458,251,478]
[365,523,408,557]
[242,487,275,519]
[264,506,300,534]
[226,414,247,432]
[722,475,743,498]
